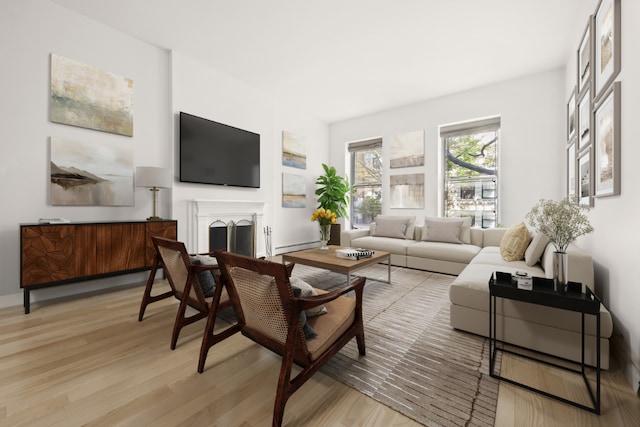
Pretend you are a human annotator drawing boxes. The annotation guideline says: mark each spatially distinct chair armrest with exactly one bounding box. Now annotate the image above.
[296,276,366,311]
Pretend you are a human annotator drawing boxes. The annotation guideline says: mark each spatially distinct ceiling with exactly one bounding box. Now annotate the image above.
[51,0,581,123]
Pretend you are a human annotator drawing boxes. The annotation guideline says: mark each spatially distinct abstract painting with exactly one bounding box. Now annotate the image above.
[390,173,424,209]
[50,137,134,206]
[50,54,134,136]
[390,130,424,168]
[282,131,306,169]
[282,172,306,208]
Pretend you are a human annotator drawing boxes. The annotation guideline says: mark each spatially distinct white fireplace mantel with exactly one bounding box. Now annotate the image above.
[187,199,266,256]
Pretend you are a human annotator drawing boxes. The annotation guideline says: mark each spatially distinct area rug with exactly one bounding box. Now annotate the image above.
[291,263,500,427]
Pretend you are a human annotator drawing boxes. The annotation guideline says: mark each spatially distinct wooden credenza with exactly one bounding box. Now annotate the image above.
[20,220,177,313]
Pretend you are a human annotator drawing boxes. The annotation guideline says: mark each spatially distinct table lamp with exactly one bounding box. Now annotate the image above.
[136,166,172,220]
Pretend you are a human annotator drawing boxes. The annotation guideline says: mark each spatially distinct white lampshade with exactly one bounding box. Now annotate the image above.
[136,167,172,188]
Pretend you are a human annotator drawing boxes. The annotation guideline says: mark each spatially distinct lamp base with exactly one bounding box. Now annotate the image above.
[147,216,164,221]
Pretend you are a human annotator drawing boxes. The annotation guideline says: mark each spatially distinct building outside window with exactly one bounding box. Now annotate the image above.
[441,117,500,228]
[349,138,382,229]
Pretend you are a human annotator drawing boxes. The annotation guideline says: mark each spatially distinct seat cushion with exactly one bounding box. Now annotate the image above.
[350,235,416,255]
[407,241,481,264]
[305,291,356,361]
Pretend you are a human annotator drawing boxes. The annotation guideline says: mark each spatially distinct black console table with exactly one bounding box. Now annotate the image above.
[489,272,601,414]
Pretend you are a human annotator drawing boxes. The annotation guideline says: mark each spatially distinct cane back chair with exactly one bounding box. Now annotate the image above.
[200,250,366,427]
[138,236,235,350]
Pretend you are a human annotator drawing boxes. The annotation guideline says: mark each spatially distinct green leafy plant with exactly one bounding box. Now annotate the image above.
[315,163,353,220]
[525,198,594,253]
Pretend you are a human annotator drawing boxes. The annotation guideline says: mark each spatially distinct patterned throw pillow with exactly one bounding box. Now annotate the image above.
[290,277,327,317]
[499,222,532,262]
[189,256,217,297]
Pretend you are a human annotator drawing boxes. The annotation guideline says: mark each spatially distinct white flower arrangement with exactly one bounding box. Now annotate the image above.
[525,198,594,253]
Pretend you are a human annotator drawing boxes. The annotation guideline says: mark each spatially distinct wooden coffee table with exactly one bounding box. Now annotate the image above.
[282,245,391,285]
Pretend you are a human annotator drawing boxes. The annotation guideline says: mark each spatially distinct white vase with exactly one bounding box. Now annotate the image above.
[319,224,331,250]
[553,251,568,293]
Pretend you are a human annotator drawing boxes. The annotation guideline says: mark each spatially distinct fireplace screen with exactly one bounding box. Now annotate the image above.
[209,219,255,257]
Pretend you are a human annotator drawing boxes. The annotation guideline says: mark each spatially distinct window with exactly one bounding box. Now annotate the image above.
[441,117,500,228]
[349,138,382,229]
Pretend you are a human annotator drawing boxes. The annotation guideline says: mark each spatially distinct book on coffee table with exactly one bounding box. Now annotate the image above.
[336,248,374,260]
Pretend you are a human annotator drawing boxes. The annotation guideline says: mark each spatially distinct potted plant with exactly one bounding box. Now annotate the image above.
[525,198,593,291]
[314,163,353,244]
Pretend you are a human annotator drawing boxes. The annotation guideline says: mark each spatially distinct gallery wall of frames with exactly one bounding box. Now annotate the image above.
[567,0,621,207]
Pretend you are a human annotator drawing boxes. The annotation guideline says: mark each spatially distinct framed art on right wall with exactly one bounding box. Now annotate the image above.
[594,0,621,101]
[594,81,621,197]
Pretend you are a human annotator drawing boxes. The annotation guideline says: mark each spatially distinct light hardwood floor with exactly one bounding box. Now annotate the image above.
[1,281,638,427]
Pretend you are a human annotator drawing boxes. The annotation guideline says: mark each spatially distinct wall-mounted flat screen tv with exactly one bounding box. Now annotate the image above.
[179,112,260,188]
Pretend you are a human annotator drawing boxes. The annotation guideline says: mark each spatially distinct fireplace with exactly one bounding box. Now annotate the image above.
[187,199,266,257]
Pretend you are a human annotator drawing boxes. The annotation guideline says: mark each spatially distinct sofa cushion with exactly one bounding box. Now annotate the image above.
[408,241,480,264]
[499,222,531,261]
[470,247,543,273]
[372,215,415,239]
[421,218,463,244]
[525,232,550,267]
[190,255,217,297]
[350,235,415,255]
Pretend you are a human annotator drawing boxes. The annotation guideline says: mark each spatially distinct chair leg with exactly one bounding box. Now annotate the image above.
[356,331,366,356]
[138,256,173,321]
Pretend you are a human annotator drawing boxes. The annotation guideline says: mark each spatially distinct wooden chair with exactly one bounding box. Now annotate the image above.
[138,236,235,350]
[200,250,366,427]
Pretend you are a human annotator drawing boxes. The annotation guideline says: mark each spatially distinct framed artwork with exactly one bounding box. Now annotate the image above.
[390,130,424,168]
[578,88,591,151]
[566,88,577,140]
[594,81,621,197]
[281,173,306,207]
[50,137,134,206]
[578,147,594,207]
[577,16,593,97]
[567,141,576,200]
[389,173,424,208]
[282,131,306,169]
[594,0,621,101]
[50,54,134,137]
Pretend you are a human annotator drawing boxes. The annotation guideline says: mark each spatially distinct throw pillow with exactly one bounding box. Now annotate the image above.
[499,222,532,262]
[372,215,416,239]
[290,277,327,317]
[524,232,550,267]
[292,287,317,339]
[371,217,410,239]
[189,256,217,297]
[421,216,472,244]
[422,218,464,244]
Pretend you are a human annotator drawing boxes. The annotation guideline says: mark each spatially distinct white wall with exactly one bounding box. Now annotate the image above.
[0,0,171,304]
[170,52,330,255]
[329,69,565,228]
[0,0,329,308]
[564,0,640,389]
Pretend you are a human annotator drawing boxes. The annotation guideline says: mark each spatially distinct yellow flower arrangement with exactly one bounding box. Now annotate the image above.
[311,207,337,225]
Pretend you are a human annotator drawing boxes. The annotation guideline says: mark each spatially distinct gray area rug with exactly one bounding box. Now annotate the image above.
[292,263,500,427]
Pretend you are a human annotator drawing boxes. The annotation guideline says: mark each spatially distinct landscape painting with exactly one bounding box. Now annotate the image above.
[282,131,306,169]
[50,137,134,206]
[50,54,134,136]
[389,173,424,208]
[390,130,424,168]
[282,172,306,208]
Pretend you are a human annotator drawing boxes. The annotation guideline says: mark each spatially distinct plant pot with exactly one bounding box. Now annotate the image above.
[328,223,341,246]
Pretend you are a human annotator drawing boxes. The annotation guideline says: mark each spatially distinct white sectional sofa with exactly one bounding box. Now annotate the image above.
[341,216,613,368]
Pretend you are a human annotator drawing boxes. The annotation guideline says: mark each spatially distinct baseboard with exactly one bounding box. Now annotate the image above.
[610,332,640,391]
